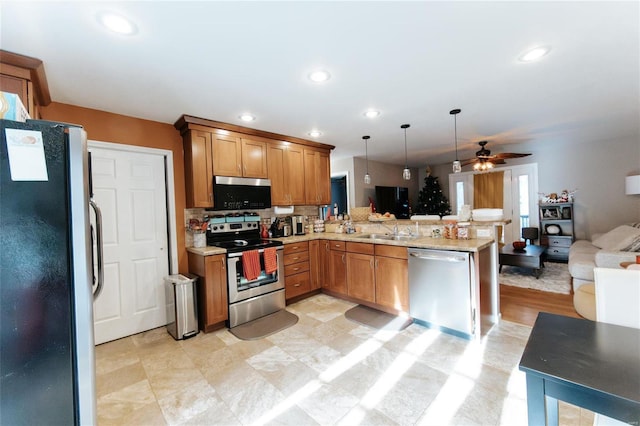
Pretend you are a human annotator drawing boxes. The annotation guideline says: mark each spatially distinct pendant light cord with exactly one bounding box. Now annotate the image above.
[454,113,458,161]
[366,138,369,174]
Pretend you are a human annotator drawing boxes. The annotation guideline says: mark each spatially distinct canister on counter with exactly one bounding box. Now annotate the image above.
[457,222,470,240]
[444,220,458,239]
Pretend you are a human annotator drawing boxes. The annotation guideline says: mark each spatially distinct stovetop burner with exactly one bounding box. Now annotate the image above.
[206,227,283,253]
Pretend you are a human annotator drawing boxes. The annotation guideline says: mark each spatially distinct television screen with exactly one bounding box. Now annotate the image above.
[375,186,410,219]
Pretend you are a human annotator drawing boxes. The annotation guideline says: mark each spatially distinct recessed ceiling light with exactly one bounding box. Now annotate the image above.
[308,70,331,83]
[308,130,322,138]
[239,114,256,122]
[519,46,551,62]
[364,110,380,119]
[97,12,137,35]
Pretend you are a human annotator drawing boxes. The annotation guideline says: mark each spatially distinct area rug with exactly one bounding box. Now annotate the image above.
[500,262,571,294]
[228,310,298,340]
[345,305,413,331]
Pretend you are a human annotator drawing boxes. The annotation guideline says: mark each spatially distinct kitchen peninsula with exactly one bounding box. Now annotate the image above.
[188,218,506,339]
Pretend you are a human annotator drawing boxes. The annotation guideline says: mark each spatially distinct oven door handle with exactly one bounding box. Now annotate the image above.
[227,247,283,258]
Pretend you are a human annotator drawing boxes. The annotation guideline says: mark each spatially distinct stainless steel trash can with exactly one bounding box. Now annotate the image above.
[164,274,199,340]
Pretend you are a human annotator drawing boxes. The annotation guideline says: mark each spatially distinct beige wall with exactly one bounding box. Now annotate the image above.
[40,102,189,273]
[428,133,640,239]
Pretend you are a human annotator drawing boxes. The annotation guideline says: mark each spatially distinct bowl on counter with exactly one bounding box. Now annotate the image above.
[512,241,526,251]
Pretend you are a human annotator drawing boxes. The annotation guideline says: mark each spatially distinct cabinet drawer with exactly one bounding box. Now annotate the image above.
[285,261,310,276]
[284,241,309,254]
[285,271,311,299]
[346,241,374,255]
[547,237,572,247]
[284,250,309,266]
[374,244,408,259]
[546,247,569,257]
[329,241,346,251]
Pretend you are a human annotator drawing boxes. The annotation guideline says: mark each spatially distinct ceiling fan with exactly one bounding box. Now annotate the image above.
[460,141,531,171]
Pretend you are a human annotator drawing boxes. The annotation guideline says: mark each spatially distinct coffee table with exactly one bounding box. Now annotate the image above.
[499,244,546,278]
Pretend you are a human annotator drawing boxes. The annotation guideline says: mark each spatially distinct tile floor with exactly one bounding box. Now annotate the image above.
[96,294,594,425]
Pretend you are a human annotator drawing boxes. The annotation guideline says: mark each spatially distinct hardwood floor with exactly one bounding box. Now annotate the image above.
[499,284,581,327]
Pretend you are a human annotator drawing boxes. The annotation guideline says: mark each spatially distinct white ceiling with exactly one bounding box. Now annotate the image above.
[2,1,638,167]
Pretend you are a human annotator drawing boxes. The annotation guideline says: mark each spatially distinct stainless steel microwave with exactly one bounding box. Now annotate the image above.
[212,176,272,210]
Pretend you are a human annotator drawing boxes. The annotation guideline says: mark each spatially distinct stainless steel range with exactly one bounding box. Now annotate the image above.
[207,219,284,328]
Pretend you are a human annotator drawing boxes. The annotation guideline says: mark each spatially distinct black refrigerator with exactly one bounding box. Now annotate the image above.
[0,119,101,424]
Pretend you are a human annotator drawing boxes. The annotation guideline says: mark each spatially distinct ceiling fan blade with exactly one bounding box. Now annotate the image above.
[493,153,532,159]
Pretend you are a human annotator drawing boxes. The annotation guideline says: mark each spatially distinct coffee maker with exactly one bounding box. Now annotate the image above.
[291,215,305,235]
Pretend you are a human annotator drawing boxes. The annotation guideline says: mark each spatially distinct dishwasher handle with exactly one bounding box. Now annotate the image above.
[409,251,467,262]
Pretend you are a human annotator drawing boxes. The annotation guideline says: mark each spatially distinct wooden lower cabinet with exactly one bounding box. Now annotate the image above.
[188,253,228,332]
[308,240,323,290]
[374,245,408,312]
[346,252,375,302]
[329,241,347,295]
[374,254,409,312]
[284,241,313,300]
[345,242,375,302]
[285,239,408,312]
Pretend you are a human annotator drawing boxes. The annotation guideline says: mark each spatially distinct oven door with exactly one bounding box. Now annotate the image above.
[227,247,284,303]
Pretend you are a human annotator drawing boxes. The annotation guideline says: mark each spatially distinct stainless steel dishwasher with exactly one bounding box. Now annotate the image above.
[408,248,473,338]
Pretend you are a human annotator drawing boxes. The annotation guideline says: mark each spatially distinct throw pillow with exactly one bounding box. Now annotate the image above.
[592,225,640,251]
[622,234,640,252]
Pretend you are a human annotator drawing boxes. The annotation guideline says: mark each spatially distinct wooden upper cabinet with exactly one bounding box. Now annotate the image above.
[212,133,243,177]
[174,115,334,207]
[184,130,214,208]
[241,138,268,178]
[304,149,331,205]
[268,143,305,205]
[0,50,52,119]
[212,133,268,178]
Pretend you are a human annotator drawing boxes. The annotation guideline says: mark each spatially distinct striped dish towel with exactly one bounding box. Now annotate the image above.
[264,247,278,274]
[242,250,260,281]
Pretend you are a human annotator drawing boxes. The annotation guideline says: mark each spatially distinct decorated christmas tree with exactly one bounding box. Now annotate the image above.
[416,167,451,216]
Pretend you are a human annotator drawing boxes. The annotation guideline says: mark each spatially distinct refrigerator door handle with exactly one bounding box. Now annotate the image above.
[90,199,105,299]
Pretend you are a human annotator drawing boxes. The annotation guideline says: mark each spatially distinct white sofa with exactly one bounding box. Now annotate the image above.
[568,224,640,291]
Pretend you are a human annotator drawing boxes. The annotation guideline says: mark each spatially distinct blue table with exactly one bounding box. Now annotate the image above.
[519,313,640,425]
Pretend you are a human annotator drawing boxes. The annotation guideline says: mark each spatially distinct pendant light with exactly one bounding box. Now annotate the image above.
[401,124,411,180]
[363,135,371,184]
[450,108,462,173]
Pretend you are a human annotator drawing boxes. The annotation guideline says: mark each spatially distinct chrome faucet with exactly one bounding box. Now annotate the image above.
[378,220,399,236]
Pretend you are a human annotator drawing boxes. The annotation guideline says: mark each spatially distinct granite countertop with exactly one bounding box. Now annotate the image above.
[187,232,495,256]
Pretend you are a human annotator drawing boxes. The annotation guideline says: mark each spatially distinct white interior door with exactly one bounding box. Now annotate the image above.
[90,145,170,345]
